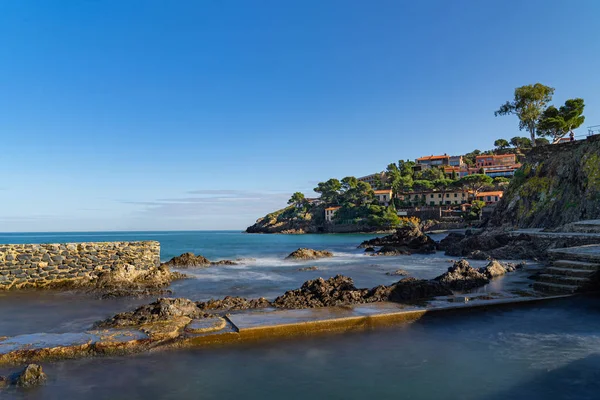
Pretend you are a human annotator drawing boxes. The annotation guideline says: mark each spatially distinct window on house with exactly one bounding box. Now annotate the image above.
[430,194,434,198]
[446,194,450,197]
[454,193,457,197]
[438,194,442,198]
[430,201,435,206]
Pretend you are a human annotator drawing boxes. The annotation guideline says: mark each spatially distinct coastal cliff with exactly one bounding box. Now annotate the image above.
[487,135,600,229]
[245,205,390,234]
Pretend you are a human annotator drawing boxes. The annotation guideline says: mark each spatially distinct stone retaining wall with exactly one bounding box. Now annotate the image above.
[0,241,160,290]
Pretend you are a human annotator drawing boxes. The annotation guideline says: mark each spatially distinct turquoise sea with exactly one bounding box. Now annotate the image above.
[1,231,599,399]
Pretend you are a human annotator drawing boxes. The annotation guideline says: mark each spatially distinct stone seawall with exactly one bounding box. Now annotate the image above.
[0,241,160,290]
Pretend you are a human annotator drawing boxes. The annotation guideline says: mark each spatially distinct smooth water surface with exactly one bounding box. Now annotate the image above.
[1,296,600,400]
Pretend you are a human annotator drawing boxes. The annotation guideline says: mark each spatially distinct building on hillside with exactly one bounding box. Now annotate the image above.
[476,154,516,167]
[357,172,387,188]
[475,191,503,205]
[325,206,341,223]
[443,166,468,178]
[398,190,470,207]
[413,154,450,172]
[305,197,323,205]
[466,154,521,177]
[449,155,465,167]
[374,189,393,206]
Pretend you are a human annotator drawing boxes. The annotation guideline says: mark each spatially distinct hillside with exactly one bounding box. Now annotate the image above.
[487,135,600,229]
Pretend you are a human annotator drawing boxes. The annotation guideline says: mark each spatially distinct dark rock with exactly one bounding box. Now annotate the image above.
[196,296,271,312]
[162,252,211,268]
[210,260,239,266]
[11,364,47,388]
[385,269,409,276]
[364,247,375,253]
[298,266,319,271]
[273,275,368,309]
[371,245,412,256]
[359,224,437,254]
[478,260,507,278]
[378,278,452,302]
[285,248,333,260]
[468,250,491,260]
[434,259,490,290]
[96,298,208,328]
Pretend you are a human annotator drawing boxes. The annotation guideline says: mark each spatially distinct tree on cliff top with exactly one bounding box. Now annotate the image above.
[314,179,342,205]
[340,177,374,206]
[494,139,510,150]
[495,83,555,147]
[538,98,585,143]
[510,136,532,151]
[288,192,306,207]
[458,174,493,199]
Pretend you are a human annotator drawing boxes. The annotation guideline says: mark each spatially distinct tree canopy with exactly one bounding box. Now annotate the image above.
[494,138,509,150]
[313,179,341,205]
[538,98,585,143]
[457,174,493,198]
[495,83,555,147]
[287,192,306,206]
[510,136,532,150]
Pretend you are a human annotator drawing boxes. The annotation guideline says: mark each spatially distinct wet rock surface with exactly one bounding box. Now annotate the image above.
[1,364,48,388]
[162,252,239,268]
[196,296,271,312]
[385,269,409,276]
[285,248,334,260]
[162,252,211,267]
[434,260,490,290]
[91,264,184,298]
[359,225,437,255]
[96,298,210,328]
[272,274,452,309]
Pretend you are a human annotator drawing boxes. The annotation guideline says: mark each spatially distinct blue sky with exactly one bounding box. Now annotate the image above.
[1,0,599,231]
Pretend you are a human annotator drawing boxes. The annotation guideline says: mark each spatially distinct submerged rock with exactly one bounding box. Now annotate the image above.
[211,260,239,266]
[285,248,334,260]
[162,252,211,267]
[11,364,47,388]
[434,260,490,290]
[385,269,409,276]
[372,278,452,302]
[298,266,319,271]
[359,224,437,254]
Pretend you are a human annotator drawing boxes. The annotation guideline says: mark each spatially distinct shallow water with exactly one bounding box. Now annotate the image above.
[0,231,476,336]
[3,231,596,399]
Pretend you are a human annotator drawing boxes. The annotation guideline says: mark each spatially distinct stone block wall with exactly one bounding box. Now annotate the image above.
[0,241,160,290]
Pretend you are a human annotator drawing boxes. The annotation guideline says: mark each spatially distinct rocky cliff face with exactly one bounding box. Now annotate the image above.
[488,135,600,229]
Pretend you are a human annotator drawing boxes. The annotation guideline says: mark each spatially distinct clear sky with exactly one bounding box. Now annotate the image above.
[1,0,599,232]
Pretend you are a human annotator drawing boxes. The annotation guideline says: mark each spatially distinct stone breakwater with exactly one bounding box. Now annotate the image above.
[0,241,160,290]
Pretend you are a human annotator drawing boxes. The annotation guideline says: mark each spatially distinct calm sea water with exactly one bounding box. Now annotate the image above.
[1,231,599,399]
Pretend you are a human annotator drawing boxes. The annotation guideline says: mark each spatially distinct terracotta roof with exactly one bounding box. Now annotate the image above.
[416,155,450,161]
[374,189,392,194]
[476,191,503,197]
[325,206,341,211]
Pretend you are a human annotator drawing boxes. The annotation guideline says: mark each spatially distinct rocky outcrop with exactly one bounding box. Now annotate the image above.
[359,225,437,255]
[442,229,600,260]
[162,252,239,268]
[434,260,490,290]
[0,364,48,388]
[285,248,334,260]
[477,260,525,279]
[91,264,184,298]
[272,275,452,309]
[487,135,600,229]
[162,252,211,267]
[96,298,210,328]
[195,296,271,312]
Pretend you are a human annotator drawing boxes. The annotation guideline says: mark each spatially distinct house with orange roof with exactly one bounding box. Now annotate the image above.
[374,189,393,206]
[324,206,341,223]
[475,191,503,204]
